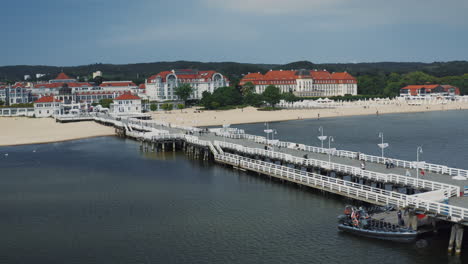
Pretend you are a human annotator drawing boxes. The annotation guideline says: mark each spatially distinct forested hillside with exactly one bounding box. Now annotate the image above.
[1,60,467,95]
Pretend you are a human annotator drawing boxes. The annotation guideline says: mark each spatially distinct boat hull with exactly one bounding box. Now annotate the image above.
[338,224,417,243]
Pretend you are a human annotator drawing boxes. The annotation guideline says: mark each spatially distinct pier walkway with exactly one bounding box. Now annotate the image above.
[92,114,468,227]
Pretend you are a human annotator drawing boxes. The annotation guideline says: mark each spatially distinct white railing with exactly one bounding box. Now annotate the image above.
[220,153,409,200]
[219,127,468,177]
[216,141,460,196]
[216,153,468,222]
[216,153,406,207]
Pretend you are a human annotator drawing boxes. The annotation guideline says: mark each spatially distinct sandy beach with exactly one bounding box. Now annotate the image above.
[1,100,467,147]
[0,117,115,147]
[151,101,468,127]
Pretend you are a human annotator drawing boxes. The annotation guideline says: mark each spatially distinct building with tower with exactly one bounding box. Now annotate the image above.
[144,69,229,101]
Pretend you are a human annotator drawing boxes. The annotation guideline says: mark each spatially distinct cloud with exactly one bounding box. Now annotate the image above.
[104,22,258,46]
[203,0,468,26]
[203,0,343,15]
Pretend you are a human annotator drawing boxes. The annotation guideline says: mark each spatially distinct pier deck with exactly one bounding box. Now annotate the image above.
[93,114,468,226]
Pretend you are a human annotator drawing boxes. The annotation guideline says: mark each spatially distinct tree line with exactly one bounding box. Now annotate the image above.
[1,60,468,95]
[357,71,468,96]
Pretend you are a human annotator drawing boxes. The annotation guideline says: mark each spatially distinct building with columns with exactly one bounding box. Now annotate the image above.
[239,69,357,97]
[145,69,229,101]
[110,93,142,114]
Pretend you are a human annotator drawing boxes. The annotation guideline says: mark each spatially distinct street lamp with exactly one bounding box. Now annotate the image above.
[264,122,273,142]
[270,129,278,151]
[318,126,327,149]
[416,146,423,187]
[328,136,334,166]
[378,132,389,159]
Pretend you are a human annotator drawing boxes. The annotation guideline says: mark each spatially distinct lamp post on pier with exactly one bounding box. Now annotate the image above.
[416,146,423,187]
[378,132,389,159]
[328,136,334,166]
[318,126,327,150]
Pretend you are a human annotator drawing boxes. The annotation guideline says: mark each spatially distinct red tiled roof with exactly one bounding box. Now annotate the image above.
[330,72,356,80]
[402,85,440,90]
[54,73,73,80]
[100,81,136,87]
[34,96,62,103]
[310,70,332,79]
[239,70,357,85]
[264,70,298,80]
[114,93,141,100]
[401,84,460,96]
[138,83,146,89]
[148,71,172,80]
[147,70,225,82]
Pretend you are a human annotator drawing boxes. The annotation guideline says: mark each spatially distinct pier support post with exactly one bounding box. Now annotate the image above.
[173,142,176,152]
[448,224,464,255]
[407,212,418,231]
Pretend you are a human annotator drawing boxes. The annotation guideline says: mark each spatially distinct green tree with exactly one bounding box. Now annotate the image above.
[281,92,298,102]
[177,104,184,112]
[241,81,255,96]
[200,91,213,109]
[262,85,281,107]
[244,92,263,107]
[161,103,173,111]
[99,98,113,108]
[150,103,158,111]
[174,83,193,103]
[0,100,4,106]
[401,71,436,85]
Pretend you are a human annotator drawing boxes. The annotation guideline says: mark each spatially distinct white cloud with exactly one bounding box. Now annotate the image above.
[203,0,468,26]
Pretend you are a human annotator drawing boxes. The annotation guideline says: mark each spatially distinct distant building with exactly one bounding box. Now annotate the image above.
[110,93,142,114]
[24,75,31,81]
[0,83,32,105]
[93,71,103,79]
[145,69,229,101]
[33,96,61,117]
[76,91,124,104]
[36,73,46,79]
[100,81,137,92]
[239,69,357,97]
[49,72,77,83]
[400,84,460,97]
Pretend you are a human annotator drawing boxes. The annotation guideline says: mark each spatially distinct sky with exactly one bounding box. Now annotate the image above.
[1,0,468,66]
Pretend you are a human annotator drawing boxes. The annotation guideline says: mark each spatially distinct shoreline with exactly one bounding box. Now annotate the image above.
[151,102,468,127]
[0,118,115,147]
[0,135,115,148]
[1,102,468,147]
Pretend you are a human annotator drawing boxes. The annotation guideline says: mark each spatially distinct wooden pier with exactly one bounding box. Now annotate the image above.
[92,113,467,254]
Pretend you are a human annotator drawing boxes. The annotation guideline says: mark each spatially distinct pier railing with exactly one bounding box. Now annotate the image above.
[215,129,468,177]
[221,153,409,200]
[216,153,407,207]
[216,153,468,223]
[215,140,460,197]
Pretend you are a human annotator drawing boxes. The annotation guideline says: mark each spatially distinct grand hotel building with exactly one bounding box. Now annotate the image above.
[239,69,357,97]
[145,69,229,101]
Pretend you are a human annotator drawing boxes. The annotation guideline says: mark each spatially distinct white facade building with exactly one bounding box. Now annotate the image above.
[240,69,358,97]
[110,93,142,114]
[33,96,61,117]
[145,69,229,101]
[100,81,137,93]
[93,71,103,79]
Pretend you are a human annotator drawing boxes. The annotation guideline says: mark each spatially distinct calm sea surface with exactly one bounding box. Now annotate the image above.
[0,110,467,264]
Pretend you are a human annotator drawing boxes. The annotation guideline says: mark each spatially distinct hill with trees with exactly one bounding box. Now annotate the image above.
[1,60,467,95]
